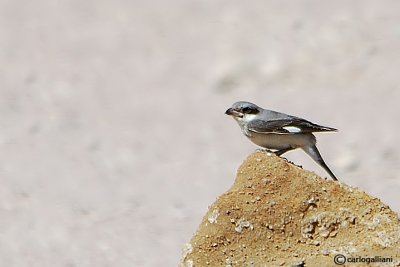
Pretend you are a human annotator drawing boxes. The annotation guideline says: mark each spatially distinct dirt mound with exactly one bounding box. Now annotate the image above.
[180,152,400,266]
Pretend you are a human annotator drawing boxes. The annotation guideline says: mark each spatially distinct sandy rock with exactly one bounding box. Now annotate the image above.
[180,152,400,267]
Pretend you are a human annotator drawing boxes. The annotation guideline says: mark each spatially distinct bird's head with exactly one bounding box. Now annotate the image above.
[225,101,261,122]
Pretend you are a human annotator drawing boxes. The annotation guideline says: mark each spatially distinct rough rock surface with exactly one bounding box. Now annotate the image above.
[180,152,400,267]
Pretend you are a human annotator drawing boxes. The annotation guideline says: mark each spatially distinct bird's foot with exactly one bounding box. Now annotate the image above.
[255,148,275,155]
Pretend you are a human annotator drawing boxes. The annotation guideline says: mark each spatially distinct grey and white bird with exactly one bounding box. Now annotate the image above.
[225,101,338,180]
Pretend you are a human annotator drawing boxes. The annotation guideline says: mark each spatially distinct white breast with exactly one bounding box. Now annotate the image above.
[247,132,316,150]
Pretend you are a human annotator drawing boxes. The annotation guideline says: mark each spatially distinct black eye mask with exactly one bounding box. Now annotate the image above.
[242,107,259,114]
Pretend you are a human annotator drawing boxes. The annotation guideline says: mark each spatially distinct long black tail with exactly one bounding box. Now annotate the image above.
[302,145,338,181]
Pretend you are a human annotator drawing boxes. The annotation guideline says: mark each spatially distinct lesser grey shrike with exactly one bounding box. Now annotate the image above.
[225,101,338,180]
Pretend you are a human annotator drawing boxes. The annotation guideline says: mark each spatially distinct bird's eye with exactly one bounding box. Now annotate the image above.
[242,107,258,114]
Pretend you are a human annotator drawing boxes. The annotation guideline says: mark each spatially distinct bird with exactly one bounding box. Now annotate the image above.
[225,101,338,180]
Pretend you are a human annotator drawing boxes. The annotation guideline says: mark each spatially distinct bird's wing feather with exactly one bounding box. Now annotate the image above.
[247,118,337,134]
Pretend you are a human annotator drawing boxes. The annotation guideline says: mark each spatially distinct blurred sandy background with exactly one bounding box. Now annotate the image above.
[0,0,399,266]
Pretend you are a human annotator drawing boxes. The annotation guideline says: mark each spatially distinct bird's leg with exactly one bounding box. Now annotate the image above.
[274,147,295,156]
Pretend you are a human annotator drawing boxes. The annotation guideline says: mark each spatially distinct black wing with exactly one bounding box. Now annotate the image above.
[247,118,337,134]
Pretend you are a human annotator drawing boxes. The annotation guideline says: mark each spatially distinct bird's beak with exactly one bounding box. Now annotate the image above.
[225,108,243,118]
